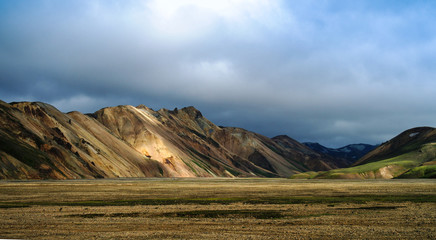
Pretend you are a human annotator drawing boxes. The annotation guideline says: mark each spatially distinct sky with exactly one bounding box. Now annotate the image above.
[1,0,436,147]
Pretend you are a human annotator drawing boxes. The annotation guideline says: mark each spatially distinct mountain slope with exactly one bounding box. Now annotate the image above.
[272,135,339,170]
[293,127,436,179]
[304,142,377,166]
[353,127,436,166]
[0,101,338,179]
[0,101,166,179]
[92,105,338,177]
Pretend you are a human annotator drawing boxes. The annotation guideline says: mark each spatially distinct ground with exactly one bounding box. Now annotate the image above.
[0,178,435,239]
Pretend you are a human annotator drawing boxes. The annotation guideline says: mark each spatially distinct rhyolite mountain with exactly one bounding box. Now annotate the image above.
[303,142,377,166]
[0,100,347,179]
[293,127,436,179]
[271,135,342,170]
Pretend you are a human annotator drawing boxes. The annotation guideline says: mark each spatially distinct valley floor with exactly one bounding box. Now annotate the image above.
[0,178,435,239]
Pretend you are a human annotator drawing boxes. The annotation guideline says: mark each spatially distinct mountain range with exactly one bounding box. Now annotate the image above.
[0,100,435,179]
[0,101,344,179]
[303,142,377,167]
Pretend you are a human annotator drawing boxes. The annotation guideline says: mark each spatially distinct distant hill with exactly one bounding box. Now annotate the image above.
[303,142,377,166]
[353,127,436,166]
[293,127,436,179]
[0,100,340,179]
[271,135,341,171]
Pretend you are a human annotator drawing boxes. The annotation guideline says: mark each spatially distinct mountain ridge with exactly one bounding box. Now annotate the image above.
[303,142,378,167]
[4,100,429,180]
[0,100,345,179]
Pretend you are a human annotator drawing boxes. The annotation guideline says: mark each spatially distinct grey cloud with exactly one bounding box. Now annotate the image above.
[1,0,436,147]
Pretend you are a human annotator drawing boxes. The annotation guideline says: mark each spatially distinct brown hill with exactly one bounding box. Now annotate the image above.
[0,101,338,179]
[271,135,340,170]
[353,127,436,166]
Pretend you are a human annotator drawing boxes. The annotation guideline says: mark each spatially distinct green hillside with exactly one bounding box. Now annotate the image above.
[397,164,436,178]
[292,128,436,179]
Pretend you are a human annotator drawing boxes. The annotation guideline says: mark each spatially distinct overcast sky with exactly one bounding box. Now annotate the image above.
[1,0,435,147]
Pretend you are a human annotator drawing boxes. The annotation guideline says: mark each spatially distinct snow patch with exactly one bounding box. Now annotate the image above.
[409,132,420,137]
[339,147,351,153]
[351,144,366,151]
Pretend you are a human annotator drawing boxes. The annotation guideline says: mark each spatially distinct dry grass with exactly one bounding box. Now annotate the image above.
[0,178,435,239]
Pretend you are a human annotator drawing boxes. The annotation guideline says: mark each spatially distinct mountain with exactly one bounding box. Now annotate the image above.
[0,101,164,179]
[271,135,341,170]
[353,127,436,166]
[303,142,377,166]
[0,100,339,179]
[293,127,436,179]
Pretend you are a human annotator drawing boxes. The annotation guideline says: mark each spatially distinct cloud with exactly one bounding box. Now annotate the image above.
[1,0,436,147]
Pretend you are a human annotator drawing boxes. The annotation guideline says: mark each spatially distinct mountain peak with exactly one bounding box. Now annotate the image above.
[272,135,294,140]
[180,106,203,119]
[398,126,435,139]
[136,104,154,111]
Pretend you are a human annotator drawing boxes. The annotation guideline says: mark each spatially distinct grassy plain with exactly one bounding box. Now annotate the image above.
[0,178,435,239]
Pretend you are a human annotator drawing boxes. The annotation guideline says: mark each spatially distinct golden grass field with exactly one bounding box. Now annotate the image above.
[0,178,435,239]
